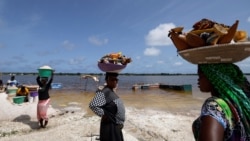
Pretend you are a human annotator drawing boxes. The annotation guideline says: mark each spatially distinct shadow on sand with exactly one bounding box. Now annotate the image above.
[12,115,39,129]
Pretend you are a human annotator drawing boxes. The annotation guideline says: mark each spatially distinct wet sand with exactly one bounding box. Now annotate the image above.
[49,88,206,114]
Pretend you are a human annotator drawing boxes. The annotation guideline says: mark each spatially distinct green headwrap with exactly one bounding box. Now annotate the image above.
[199,63,250,134]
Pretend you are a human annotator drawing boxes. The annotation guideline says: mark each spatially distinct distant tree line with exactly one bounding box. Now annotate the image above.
[1,72,250,76]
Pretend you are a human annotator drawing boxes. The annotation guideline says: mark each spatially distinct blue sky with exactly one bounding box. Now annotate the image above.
[0,0,249,74]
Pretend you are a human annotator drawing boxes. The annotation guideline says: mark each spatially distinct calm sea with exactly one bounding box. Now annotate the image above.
[1,74,250,115]
[1,74,202,90]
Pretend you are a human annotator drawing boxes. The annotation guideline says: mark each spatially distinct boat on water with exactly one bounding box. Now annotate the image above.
[132,83,160,90]
[51,83,63,89]
[132,83,192,92]
[159,83,192,92]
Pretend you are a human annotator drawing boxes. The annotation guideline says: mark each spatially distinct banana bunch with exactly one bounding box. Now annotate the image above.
[168,19,248,51]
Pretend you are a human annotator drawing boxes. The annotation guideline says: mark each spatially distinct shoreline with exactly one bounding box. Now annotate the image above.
[0,92,198,141]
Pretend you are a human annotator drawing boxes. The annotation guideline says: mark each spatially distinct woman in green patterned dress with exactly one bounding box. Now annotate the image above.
[193,63,250,141]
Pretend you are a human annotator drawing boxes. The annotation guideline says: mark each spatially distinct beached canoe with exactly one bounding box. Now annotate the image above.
[132,83,160,90]
[159,84,192,92]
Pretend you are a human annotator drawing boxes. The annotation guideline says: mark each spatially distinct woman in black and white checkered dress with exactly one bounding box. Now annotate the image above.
[89,72,125,141]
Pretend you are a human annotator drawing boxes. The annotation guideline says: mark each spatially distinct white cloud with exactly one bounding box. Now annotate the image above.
[144,47,160,56]
[29,13,42,23]
[69,57,85,65]
[247,17,250,23]
[157,60,164,64]
[173,61,183,66]
[145,64,153,68]
[62,40,75,50]
[145,23,175,46]
[88,36,108,46]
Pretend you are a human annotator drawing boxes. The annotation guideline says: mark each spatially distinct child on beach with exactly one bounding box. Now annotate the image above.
[89,72,125,141]
[193,63,250,141]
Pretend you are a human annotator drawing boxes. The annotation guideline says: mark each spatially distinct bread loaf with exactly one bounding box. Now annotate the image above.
[234,30,248,42]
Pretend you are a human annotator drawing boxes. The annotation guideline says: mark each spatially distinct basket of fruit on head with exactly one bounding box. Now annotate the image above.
[98,52,132,73]
[168,18,250,64]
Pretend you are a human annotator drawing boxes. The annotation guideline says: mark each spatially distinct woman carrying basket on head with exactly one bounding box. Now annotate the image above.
[193,63,250,141]
[36,72,53,128]
[89,72,125,141]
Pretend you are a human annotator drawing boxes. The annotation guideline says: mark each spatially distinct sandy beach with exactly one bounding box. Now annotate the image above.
[0,92,200,141]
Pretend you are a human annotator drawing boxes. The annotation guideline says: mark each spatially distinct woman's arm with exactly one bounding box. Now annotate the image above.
[46,72,54,87]
[198,116,224,141]
[89,91,106,117]
[36,76,42,87]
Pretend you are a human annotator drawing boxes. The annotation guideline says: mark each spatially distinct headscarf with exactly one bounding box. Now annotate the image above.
[199,63,250,134]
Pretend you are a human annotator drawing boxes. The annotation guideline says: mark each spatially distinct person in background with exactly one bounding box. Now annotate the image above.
[89,72,125,141]
[36,72,53,128]
[193,63,250,141]
[0,79,6,92]
[16,85,29,102]
[7,75,18,87]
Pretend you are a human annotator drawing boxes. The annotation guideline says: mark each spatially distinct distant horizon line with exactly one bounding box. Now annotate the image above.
[0,72,197,75]
[1,72,250,76]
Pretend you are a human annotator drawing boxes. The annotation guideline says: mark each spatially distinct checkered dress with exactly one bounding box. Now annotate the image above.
[89,87,125,125]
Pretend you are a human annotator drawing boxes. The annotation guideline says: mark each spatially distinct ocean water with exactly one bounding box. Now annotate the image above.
[0,74,200,90]
[1,74,250,115]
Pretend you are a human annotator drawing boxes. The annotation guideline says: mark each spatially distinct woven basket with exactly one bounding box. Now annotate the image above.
[178,42,250,64]
[98,62,126,73]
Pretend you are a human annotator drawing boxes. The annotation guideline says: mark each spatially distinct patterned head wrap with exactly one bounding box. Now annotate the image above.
[199,63,250,134]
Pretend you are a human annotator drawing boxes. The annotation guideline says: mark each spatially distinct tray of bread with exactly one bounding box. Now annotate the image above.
[168,18,250,64]
[98,52,132,73]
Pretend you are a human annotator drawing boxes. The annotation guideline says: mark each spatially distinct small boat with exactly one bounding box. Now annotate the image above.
[51,83,63,89]
[132,83,159,90]
[159,84,192,92]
